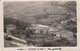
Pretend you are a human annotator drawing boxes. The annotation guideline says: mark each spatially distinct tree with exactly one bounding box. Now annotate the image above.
[63,1,76,14]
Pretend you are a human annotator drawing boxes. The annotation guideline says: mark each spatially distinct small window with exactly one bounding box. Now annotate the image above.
[54,34,56,36]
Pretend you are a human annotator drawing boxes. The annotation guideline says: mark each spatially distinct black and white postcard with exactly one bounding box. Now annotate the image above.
[0,0,80,51]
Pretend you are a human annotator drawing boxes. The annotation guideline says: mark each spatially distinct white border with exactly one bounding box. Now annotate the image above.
[1,0,80,51]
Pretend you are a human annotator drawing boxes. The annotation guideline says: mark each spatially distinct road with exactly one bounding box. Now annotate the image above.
[4,33,28,47]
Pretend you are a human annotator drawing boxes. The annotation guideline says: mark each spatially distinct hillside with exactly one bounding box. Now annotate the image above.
[4,1,70,23]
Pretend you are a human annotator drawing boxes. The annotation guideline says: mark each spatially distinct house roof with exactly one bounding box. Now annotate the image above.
[30,24,49,30]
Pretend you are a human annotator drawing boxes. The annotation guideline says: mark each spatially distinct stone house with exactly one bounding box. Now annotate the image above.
[6,24,16,35]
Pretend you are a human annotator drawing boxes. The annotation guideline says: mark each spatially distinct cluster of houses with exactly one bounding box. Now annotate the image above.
[5,23,74,46]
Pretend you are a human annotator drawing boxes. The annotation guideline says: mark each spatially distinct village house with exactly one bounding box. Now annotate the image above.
[6,24,16,35]
[60,30,74,40]
[26,24,50,34]
[53,30,74,40]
